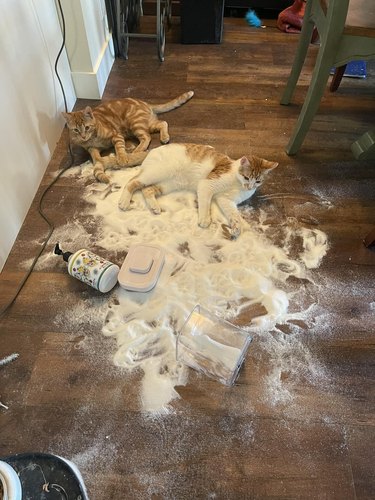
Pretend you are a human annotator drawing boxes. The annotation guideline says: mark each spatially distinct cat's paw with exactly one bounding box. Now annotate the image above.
[230,221,241,239]
[231,222,241,239]
[93,162,110,183]
[96,175,110,184]
[198,215,211,228]
[221,224,233,240]
[221,221,241,240]
[118,192,131,211]
[160,135,170,145]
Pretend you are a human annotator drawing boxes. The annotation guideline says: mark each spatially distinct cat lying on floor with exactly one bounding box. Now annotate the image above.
[63,91,194,183]
[118,143,278,239]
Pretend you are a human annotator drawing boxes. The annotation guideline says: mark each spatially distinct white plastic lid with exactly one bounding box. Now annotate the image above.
[118,244,165,292]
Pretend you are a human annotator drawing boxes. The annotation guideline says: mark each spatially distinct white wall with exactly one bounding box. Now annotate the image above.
[61,0,115,98]
[0,0,114,272]
[0,0,76,271]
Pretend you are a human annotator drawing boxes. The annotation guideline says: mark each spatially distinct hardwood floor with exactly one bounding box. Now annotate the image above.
[1,16,374,500]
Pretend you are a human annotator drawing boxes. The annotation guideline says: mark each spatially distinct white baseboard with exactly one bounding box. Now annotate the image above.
[71,35,115,99]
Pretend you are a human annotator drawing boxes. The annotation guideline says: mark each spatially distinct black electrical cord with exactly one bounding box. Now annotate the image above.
[0,0,74,319]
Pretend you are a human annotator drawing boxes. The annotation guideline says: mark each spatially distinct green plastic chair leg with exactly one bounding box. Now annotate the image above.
[285,0,349,155]
[280,0,315,105]
[286,52,334,155]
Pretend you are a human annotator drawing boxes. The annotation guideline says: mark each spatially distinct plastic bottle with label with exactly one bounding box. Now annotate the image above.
[54,243,119,293]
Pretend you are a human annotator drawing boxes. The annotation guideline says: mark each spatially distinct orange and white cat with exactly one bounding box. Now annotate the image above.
[63,91,194,183]
[118,143,278,239]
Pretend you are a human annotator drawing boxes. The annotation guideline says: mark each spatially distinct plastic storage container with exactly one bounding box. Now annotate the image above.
[176,305,252,386]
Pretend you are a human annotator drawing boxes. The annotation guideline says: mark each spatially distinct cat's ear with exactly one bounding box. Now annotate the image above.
[83,106,94,119]
[62,111,70,122]
[261,159,278,171]
[240,156,250,167]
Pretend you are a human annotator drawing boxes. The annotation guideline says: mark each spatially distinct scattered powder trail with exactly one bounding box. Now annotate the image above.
[30,164,331,415]
[56,165,328,414]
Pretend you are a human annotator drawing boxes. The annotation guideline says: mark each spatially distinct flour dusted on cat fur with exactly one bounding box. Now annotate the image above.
[118,143,278,240]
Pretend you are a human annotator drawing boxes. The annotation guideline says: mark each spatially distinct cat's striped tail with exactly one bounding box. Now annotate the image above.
[151,91,194,114]
[93,151,148,183]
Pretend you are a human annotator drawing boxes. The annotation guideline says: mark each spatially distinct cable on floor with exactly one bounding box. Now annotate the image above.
[0,0,74,319]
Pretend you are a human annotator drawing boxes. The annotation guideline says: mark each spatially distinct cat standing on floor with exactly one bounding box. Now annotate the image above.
[62,91,194,183]
[118,143,278,239]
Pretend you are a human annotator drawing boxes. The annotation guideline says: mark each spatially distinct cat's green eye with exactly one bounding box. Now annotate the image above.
[85,126,90,131]
[73,128,79,133]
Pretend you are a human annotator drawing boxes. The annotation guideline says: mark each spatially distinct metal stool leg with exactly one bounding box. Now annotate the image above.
[157,0,166,62]
[116,0,129,59]
[116,0,167,61]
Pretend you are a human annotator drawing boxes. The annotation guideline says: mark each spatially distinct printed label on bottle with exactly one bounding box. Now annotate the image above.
[68,249,115,291]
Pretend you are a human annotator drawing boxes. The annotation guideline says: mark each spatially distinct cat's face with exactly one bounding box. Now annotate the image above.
[62,107,96,144]
[237,156,278,190]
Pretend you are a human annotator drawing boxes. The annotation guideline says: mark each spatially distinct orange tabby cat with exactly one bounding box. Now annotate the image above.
[62,91,194,183]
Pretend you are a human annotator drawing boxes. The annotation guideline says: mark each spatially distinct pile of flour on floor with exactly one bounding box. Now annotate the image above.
[64,163,330,414]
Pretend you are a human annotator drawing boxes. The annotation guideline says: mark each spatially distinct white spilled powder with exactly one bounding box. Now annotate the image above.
[259,323,328,406]
[31,164,333,417]
[53,165,328,414]
[54,297,110,334]
[140,357,187,415]
[22,219,96,271]
[298,227,328,269]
